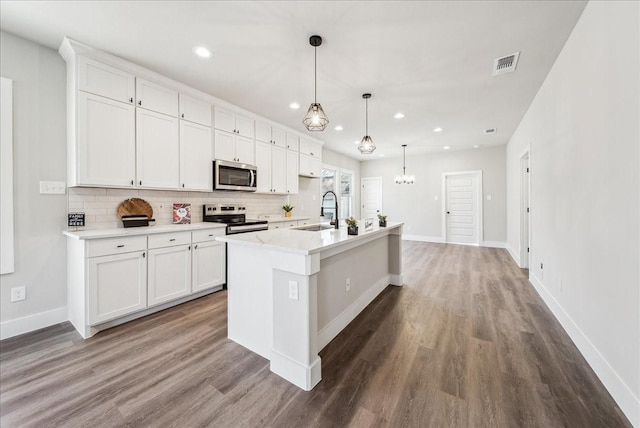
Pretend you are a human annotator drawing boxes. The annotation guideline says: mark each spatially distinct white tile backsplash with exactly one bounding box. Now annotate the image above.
[68,188,295,230]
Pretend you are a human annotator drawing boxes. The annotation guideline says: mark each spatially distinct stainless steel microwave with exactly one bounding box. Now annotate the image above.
[213,160,257,192]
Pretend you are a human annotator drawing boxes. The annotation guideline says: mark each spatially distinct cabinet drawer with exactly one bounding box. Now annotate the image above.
[192,228,226,243]
[87,236,147,258]
[148,231,191,249]
[284,221,298,228]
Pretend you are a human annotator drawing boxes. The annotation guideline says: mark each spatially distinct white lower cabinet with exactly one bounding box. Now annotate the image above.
[148,243,192,306]
[192,240,225,292]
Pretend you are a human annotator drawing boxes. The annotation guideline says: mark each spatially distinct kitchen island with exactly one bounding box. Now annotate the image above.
[217,222,403,390]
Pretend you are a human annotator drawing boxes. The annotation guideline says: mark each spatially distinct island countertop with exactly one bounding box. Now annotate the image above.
[217,222,403,255]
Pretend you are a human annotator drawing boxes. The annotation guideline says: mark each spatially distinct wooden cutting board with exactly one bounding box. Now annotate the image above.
[117,198,153,219]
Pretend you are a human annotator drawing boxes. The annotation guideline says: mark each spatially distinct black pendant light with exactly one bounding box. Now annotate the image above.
[358,93,376,154]
[302,35,329,131]
[395,144,415,184]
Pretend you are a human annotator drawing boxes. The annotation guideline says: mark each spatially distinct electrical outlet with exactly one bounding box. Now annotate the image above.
[288,281,298,300]
[345,277,351,292]
[11,286,26,302]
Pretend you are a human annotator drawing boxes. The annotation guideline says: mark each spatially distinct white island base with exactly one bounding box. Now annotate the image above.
[218,222,403,390]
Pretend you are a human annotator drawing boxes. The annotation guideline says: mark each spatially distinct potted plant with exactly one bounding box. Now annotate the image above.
[345,217,358,235]
[378,214,388,227]
[282,204,294,218]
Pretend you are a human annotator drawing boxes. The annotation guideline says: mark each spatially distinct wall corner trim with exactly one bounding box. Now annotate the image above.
[506,245,521,266]
[0,306,68,340]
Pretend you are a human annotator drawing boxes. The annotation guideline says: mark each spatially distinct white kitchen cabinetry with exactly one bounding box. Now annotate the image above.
[268,220,299,230]
[214,106,254,139]
[87,236,147,325]
[286,133,300,151]
[180,121,212,191]
[78,56,135,104]
[192,229,226,293]
[299,138,322,158]
[255,141,286,194]
[286,149,299,194]
[255,120,287,148]
[77,91,136,187]
[136,78,179,117]
[299,154,321,178]
[147,232,192,306]
[136,109,180,189]
[214,130,255,165]
[179,94,211,127]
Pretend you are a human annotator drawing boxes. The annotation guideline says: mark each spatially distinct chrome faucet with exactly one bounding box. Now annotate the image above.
[320,190,339,229]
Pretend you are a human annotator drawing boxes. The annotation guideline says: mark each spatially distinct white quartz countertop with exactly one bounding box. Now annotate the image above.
[63,222,227,240]
[217,222,403,255]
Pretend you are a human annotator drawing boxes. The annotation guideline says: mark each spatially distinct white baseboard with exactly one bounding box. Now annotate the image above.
[317,274,390,350]
[481,240,506,248]
[506,245,521,266]
[0,306,68,340]
[402,235,445,243]
[529,273,639,427]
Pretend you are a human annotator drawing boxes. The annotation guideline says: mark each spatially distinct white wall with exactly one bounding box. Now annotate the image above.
[0,32,69,334]
[361,145,506,244]
[506,1,639,425]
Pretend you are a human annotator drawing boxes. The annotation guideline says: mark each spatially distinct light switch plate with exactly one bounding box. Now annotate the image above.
[288,281,299,300]
[40,181,66,194]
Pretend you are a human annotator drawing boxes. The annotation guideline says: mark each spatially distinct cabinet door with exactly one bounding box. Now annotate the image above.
[180,121,212,191]
[255,141,272,193]
[271,126,287,148]
[214,130,236,162]
[77,56,135,104]
[286,133,300,151]
[299,138,321,158]
[148,244,191,306]
[271,146,287,193]
[299,153,321,178]
[136,78,179,117]
[136,109,180,189]
[179,94,211,127]
[255,119,271,143]
[77,92,136,187]
[214,107,235,133]
[88,250,147,325]
[234,114,255,139]
[192,241,225,292]
[234,135,255,165]
[286,149,299,194]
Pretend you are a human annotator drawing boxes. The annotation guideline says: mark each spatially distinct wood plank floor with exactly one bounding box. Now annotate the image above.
[0,242,632,427]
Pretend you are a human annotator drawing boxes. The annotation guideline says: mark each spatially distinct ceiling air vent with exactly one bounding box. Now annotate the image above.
[485,128,497,135]
[493,52,520,76]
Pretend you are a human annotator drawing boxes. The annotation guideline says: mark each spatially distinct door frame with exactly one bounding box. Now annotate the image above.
[361,176,383,219]
[441,170,483,245]
[519,146,531,268]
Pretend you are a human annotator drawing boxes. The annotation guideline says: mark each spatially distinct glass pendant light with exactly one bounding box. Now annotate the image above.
[302,35,329,131]
[395,144,415,184]
[358,93,376,154]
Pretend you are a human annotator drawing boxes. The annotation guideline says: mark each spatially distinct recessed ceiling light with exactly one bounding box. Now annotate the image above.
[334,125,343,131]
[443,146,450,150]
[474,144,482,149]
[394,113,405,119]
[433,127,443,133]
[193,46,212,58]
[353,140,359,145]
[379,154,385,157]
[289,102,300,109]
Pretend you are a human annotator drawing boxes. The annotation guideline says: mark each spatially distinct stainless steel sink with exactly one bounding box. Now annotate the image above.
[295,224,336,231]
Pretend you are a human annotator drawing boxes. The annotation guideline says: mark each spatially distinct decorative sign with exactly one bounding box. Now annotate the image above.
[364,217,374,232]
[173,203,191,224]
[68,212,85,227]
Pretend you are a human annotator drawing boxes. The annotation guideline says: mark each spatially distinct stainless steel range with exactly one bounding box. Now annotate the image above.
[202,204,268,235]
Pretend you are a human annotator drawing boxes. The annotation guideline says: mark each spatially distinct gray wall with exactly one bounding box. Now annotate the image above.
[506,1,639,422]
[361,145,506,243]
[0,31,68,326]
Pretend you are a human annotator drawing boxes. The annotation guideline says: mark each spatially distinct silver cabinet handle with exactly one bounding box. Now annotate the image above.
[169,238,176,242]
[116,244,125,248]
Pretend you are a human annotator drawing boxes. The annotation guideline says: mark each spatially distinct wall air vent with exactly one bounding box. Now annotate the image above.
[493,52,520,76]
[485,128,497,135]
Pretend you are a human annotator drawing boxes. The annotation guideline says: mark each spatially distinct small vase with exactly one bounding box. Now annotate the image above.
[285,211,292,218]
[379,220,387,227]
[348,226,358,235]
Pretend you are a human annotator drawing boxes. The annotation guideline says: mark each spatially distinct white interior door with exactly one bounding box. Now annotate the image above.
[362,177,382,219]
[443,171,482,245]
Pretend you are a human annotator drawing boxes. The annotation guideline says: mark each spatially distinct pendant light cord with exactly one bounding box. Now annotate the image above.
[403,146,406,175]
[314,47,317,104]
[365,97,369,135]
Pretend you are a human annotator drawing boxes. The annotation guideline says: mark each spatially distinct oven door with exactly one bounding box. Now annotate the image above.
[214,160,257,192]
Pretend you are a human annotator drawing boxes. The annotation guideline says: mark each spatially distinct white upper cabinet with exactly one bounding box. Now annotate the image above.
[286,149,299,194]
[77,56,135,105]
[286,133,300,151]
[255,142,287,194]
[299,154,321,178]
[271,146,287,193]
[235,135,255,165]
[180,121,212,191]
[255,120,287,148]
[136,108,180,189]
[136,78,179,117]
[255,141,272,193]
[299,138,322,158]
[77,91,136,187]
[214,130,255,165]
[214,106,254,139]
[255,120,271,144]
[179,94,211,127]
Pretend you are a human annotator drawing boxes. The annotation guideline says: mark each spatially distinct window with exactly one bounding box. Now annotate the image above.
[340,169,353,219]
[320,165,353,222]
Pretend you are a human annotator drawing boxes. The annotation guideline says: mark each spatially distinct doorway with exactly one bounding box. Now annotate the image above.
[442,171,483,245]
[361,177,382,219]
[520,148,531,268]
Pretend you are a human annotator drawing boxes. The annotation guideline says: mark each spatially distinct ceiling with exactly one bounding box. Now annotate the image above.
[0,1,587,161]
